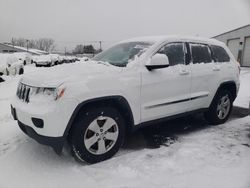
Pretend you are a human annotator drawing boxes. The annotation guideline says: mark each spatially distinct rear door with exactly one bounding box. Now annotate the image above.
[141,42,192,122]
[188,43,219,110]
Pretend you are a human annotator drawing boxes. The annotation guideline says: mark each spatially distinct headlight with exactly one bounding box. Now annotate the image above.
[38,86,66,100]
[55,85,66,100]
[36,87,56,98]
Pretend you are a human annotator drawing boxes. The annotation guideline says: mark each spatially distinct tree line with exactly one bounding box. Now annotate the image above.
[72,44,101,55]
[12,38,102,54]
[12,38,55,52]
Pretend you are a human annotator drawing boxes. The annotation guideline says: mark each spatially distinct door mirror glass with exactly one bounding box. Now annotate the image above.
[146,53,169,71]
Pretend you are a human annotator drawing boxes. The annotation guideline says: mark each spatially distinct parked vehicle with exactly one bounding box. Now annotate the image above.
[11,36,240,163]
[13,52,33,65]
[0,54,24,76]
[33,54,56,67]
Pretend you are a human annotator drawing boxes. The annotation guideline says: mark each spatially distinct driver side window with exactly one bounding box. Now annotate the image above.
[158,43,185,66]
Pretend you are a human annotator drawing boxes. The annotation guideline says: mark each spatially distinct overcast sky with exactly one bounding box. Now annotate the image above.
[0,0,250,52]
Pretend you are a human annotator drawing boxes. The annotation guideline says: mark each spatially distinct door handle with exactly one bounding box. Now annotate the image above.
[179,70,189,75]
[213,65,220,71]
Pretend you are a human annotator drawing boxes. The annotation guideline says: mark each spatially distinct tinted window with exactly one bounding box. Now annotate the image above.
[190,43,212,64]
[211,45,230,62]
[158,43,185,66]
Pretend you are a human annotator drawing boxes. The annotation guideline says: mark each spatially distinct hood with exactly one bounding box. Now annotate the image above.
[21,61,122,88]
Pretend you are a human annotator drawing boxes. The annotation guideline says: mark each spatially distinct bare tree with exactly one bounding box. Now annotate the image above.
[73,44,85,54]
[12,38,26,47]
[36,38,55,52]
[11,38,55,52]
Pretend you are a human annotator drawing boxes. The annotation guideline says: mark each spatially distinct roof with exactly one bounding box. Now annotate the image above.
[1,43,48,55]
[119,35,223,45]
[213,24,250,38]
[6,45,48,55]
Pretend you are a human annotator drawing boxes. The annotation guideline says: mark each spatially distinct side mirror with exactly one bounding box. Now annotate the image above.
[146,53,169,71]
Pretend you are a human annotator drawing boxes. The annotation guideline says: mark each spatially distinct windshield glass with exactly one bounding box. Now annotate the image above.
[93,41,153,67]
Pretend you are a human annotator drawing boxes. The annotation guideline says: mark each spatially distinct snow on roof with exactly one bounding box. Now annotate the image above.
[120,35,224,46]
[3,44,48,55]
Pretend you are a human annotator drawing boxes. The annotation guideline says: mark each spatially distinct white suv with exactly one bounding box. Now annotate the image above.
[11,36,240,163]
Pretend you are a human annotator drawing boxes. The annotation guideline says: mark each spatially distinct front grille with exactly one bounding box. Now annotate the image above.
[16,83,32,103]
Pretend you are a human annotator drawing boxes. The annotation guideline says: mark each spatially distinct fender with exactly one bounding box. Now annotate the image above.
[63,95,135,138]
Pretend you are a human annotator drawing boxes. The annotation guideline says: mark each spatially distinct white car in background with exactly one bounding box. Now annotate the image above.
[0,54,24,76]
[34,54,56,67]
[78,56,89,62]
[13,52,33,65]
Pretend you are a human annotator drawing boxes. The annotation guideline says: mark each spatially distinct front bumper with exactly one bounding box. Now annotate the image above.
[11,105,66,154]
[18,120,64,154]
[11,96,79,153]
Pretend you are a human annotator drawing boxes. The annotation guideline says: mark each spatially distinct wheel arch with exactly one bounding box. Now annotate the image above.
[214,81,237,102]
[63,96,135,139]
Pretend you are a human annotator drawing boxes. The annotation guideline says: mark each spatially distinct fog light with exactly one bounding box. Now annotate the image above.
[31,118,44,128]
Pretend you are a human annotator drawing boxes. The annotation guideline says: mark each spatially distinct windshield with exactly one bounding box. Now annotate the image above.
[93,41,153,67]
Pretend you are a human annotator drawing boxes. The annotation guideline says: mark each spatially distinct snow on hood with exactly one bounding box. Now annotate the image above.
[21,61,122,88]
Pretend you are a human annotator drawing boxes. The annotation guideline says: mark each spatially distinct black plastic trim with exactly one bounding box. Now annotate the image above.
[31,117,44,128]
[63,95,135,137]
[145,94,209,109]
[214,81,237,102]
[11,105,17,120]
[134,108,208,131]
[146,64,169,71]
[18,121,64,154]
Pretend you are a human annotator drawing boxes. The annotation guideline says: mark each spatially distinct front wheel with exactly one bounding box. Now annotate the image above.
[69,106,125,164]
[204,90,233,125]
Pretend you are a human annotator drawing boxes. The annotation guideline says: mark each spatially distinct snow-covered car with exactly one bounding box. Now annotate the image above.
[0,54,24,76]
[78,56,89,62]
[50,54,61,65]
[33,54,57,67]
[11,36,240,164]
[13,52,33,65]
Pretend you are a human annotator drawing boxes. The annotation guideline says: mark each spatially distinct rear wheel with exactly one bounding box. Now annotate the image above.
[69,106,125,164]
[204,90,233,125]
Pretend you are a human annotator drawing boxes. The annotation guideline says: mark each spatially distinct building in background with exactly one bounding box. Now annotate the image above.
[0,43,26,53]
[213,24,250,67]
[0,43,48,55]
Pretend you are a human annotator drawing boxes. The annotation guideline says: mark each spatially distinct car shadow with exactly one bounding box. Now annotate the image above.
[122,106,250,150]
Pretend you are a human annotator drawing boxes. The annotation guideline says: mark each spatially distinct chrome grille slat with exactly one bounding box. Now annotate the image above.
[16,83,32,103]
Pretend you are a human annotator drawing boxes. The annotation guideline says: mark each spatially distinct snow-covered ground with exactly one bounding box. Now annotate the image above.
[0,65,249,188]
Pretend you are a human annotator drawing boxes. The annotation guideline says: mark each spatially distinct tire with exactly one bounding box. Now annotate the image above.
[204,89,233,125]
[23,60,26,65]
[69,106,125,164]
[18,68,24,75]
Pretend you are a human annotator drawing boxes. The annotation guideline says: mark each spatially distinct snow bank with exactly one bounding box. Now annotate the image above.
[234,67,250,108]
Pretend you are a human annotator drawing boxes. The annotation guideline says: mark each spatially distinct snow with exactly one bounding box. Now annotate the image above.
[3,44,48,55]
[120,35,225,46]
[234,67,250,108]
[0,65,250,188]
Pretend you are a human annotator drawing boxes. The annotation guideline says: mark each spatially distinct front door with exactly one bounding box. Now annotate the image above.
[141,42,191,123]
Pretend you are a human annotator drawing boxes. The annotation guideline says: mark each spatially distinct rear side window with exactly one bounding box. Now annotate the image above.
[190,43,212,64]
[210,45,230,62]
[158,43,185,66]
